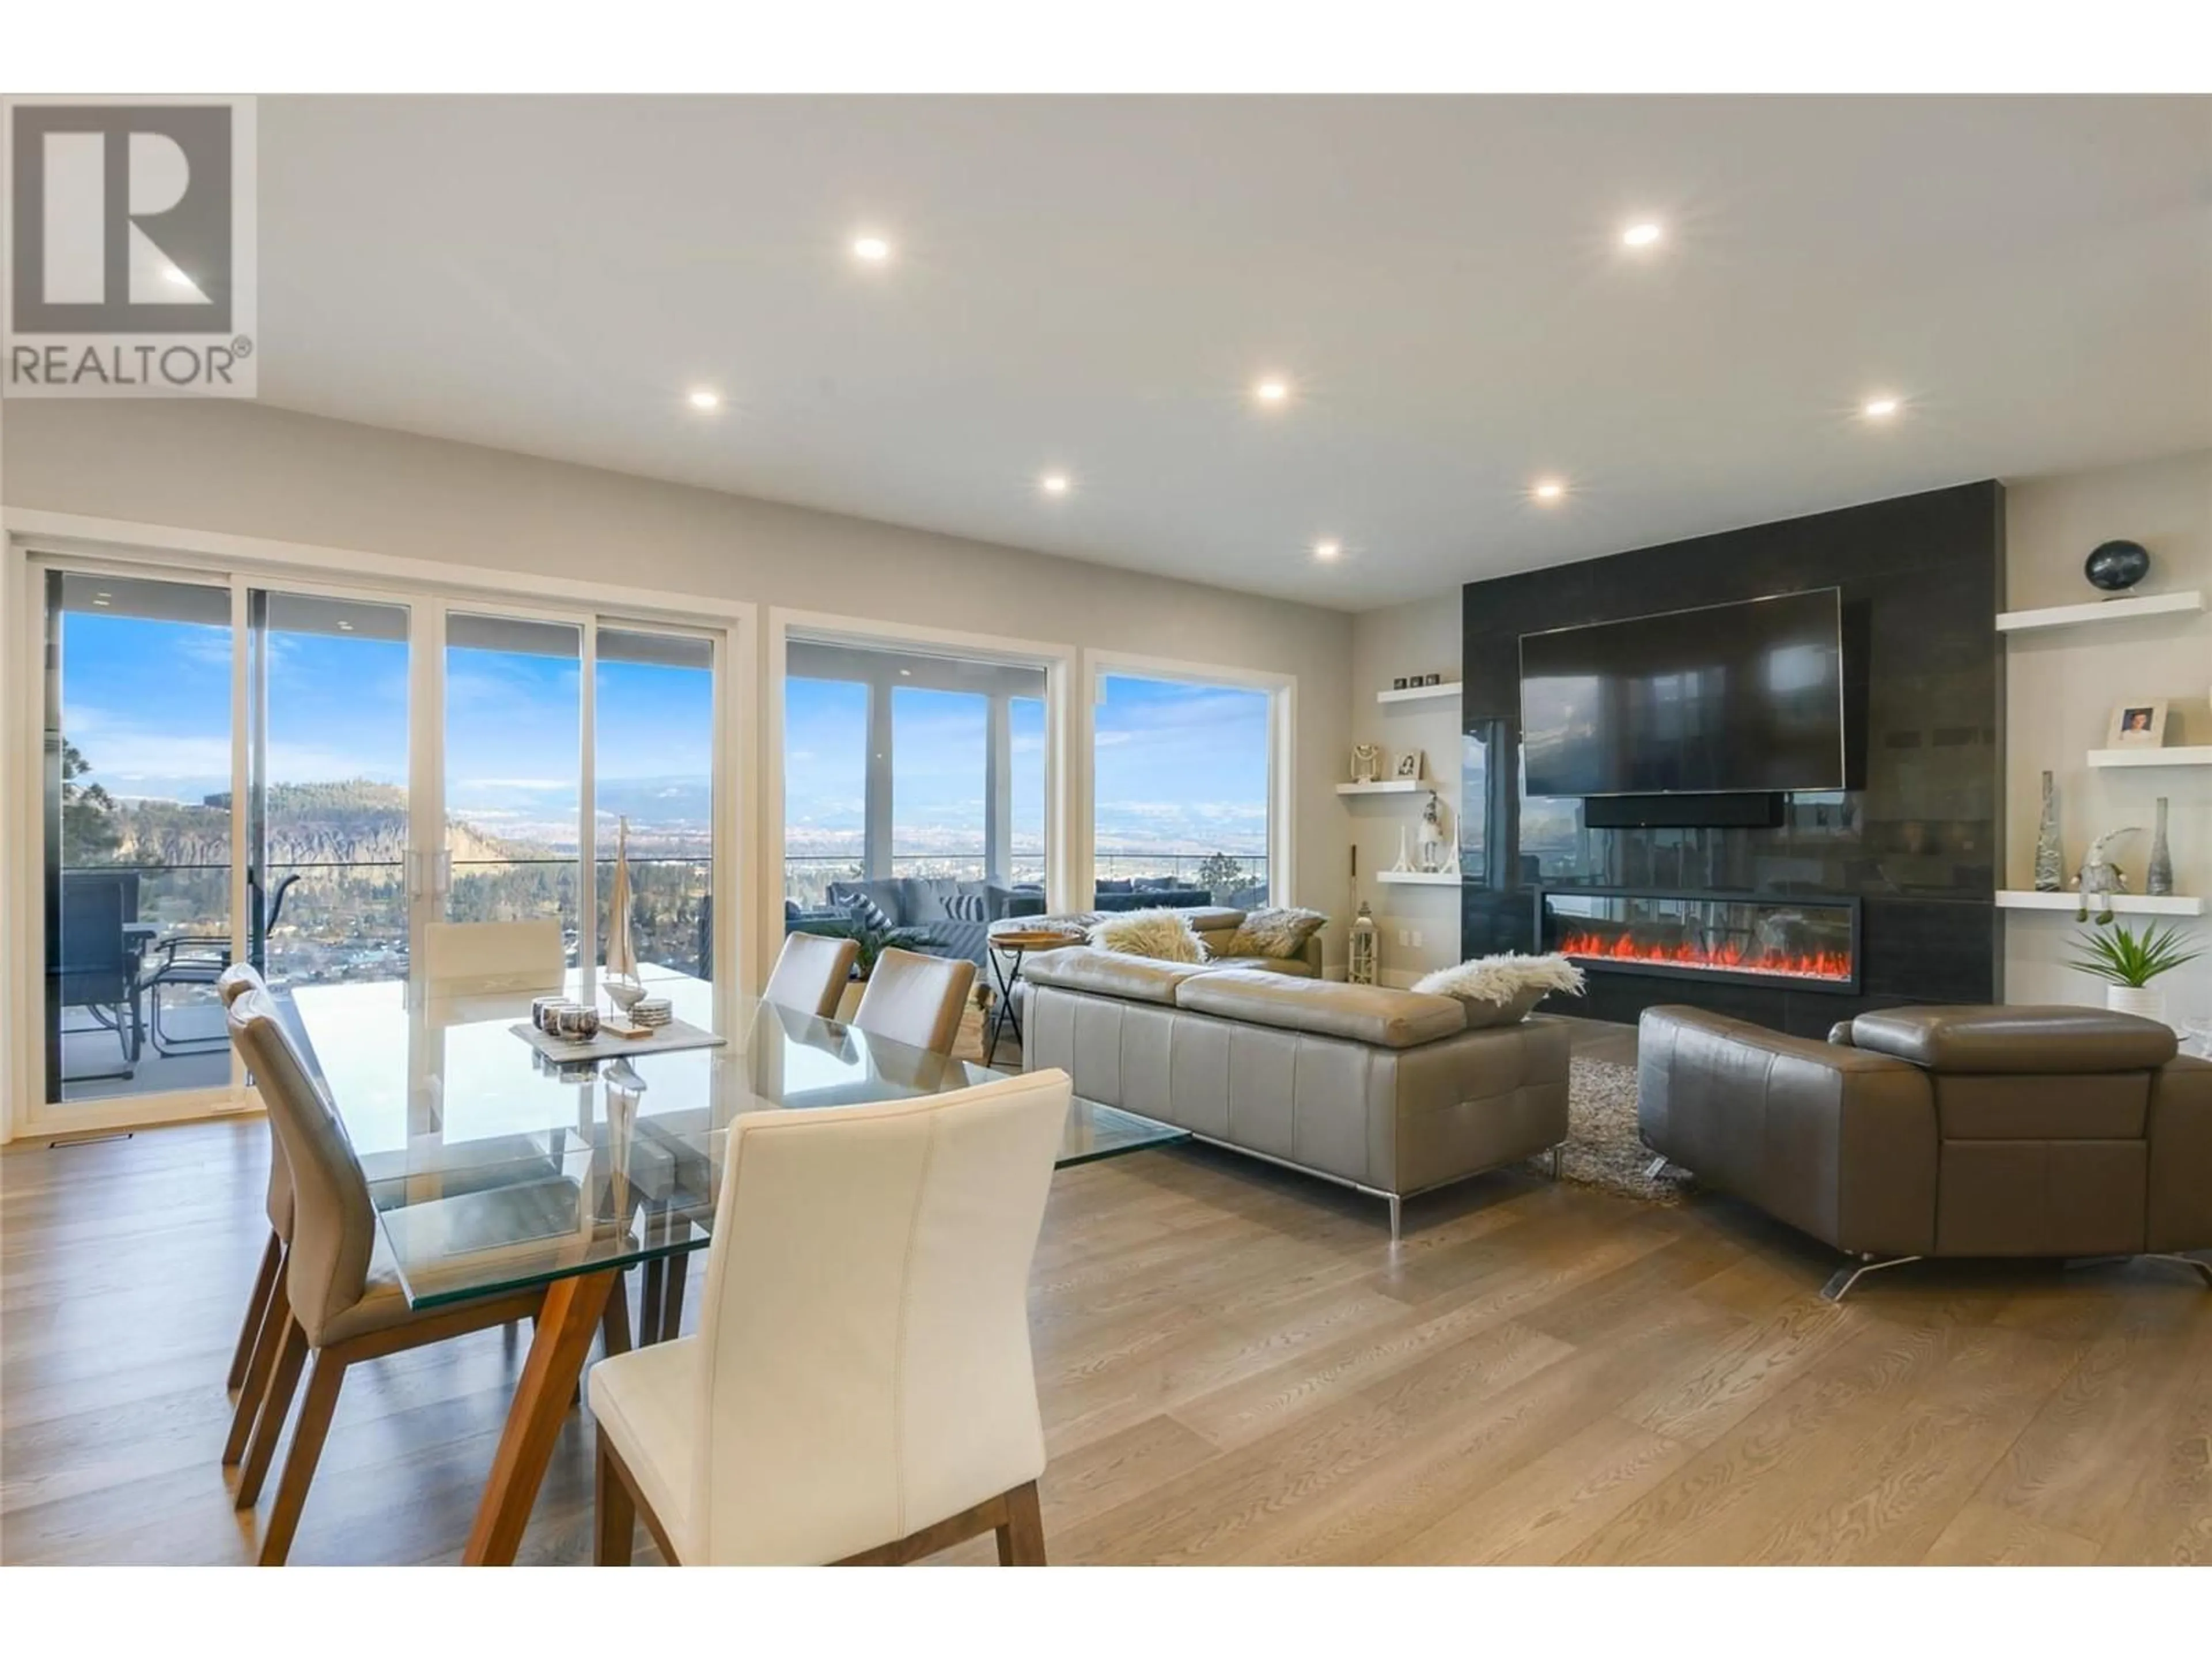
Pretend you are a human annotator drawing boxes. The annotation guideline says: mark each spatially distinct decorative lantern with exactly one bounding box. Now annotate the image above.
[1348,900,1378,986]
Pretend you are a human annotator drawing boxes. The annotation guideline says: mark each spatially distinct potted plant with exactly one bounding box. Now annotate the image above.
[801,915,946,1021]
[2067,919,2203,1024]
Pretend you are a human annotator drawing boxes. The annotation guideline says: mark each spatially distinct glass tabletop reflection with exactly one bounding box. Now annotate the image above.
[285,967,1184,1309]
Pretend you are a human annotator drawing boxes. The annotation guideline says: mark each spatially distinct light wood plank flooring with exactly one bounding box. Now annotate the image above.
[5,1021,2208,1566]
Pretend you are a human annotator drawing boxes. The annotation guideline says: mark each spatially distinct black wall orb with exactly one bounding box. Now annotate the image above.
[2084,539,2151,592]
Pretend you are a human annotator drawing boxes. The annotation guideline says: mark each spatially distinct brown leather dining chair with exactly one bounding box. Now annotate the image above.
[217,967,293,1461]
[223,988,567,1563]
[763,931,861,1020]
[851,946,976,1056]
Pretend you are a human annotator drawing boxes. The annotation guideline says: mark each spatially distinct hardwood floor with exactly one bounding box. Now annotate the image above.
[5,1019,2209,1566]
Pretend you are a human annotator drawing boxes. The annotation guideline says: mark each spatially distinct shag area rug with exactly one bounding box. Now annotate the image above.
[1554,1055,1694,1204]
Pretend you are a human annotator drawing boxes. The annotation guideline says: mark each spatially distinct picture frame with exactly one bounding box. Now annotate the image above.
[2107,700,2168,747]
[1391,677,1408,691]
[1350,743,1383,783]
[1395,748,1425,779]
[1423,672,1442,686]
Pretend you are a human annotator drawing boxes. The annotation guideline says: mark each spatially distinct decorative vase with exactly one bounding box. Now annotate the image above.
[2083,539,2150,593]
[2107,984,2166,1023]
[2032,770,2063,892]
[2146,796,2174,896]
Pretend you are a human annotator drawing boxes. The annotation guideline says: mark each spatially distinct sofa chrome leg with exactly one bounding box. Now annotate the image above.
[1548,1145,1564,1181]
[1644,1155,1670,1180]
[1387,1194,1402,1243]
[1819,1253,1922,1304]
[2141,1253,2212,1289]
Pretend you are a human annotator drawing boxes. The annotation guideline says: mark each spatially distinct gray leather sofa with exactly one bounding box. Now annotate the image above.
[790,877,1047,969]
[1022,948,1571,1236]
[1638,1003,2212,1300]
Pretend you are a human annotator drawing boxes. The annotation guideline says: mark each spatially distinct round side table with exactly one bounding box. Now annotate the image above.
[984,929,1085,1067]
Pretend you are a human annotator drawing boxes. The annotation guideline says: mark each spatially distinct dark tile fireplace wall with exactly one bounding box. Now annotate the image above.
[1461,481,2003,1037]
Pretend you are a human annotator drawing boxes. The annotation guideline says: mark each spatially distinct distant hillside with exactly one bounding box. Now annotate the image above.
[115,779,546,869]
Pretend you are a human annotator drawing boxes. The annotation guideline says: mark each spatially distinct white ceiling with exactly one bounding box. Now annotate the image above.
[253,96,2212,611]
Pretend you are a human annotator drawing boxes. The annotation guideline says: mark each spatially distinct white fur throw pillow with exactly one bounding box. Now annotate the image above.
[1412,953,1585,1028]
[1221,906,1329,961]
[1088,907,1207,964]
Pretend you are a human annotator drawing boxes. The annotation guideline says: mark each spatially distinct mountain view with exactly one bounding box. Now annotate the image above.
[74,779,710,987]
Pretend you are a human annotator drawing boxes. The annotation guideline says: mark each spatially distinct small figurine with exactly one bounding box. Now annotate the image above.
[1418,791,1446,873]
[2074,827,2140,923]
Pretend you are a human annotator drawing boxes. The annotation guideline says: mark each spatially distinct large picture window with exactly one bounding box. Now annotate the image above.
[783,635,1050,955]
[1092,671,1273,907]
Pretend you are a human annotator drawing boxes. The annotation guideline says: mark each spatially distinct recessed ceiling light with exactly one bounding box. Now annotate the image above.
[1313,540,1342,561]
[163,264,193,286]
[1862,395,1901,418]
[1040,472,1071,496]
[1621,221,1663,248]
[338,620,355,632]
[687,389,721,410]
[1253,377,1291,406]
[92,592,112,606]
[1532,479,1567,502]
[852,235,892,264]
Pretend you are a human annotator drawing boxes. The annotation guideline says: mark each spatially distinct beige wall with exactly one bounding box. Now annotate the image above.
[0,398,1354,972]
[1347,596,1464,984]
[2002,449,2211,1032]
[1347,449,2212,1036]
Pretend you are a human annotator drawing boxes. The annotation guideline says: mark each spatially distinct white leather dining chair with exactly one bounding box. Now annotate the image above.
[420,919,565,995]
[851,946,976,1056]
[588,1067,1072,1565]
[763,931,861,1020]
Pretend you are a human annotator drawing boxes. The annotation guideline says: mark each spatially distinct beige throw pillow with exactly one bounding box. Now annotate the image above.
[1221,906,1329,961]
[1412,953,1585,1028]
[1088,907,1208,964]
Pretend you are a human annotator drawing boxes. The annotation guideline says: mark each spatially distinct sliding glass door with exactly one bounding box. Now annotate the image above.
[43,569,236,1103]
[249,590,414,993]
[595,626,717,984]
[444,612,585,957]
[31,553,730,1125]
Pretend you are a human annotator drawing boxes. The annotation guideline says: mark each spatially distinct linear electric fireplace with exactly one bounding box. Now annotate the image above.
[1536,887,1862,995]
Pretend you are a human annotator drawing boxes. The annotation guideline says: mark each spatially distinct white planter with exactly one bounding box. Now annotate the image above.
[2105,984,2167,1023]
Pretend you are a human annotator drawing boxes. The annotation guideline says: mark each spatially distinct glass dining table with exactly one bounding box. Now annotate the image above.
[283,963,1184,1565]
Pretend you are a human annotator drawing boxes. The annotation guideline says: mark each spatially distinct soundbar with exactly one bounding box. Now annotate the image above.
[1581,792,1785,830]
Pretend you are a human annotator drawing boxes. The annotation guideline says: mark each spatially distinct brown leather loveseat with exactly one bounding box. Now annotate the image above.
[1637,1004,2212,1299]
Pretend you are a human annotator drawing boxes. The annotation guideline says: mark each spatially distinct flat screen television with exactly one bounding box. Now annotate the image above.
[1520,589,1846,797]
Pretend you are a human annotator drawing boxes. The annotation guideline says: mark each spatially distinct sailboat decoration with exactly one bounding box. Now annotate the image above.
[604,815,647,1017]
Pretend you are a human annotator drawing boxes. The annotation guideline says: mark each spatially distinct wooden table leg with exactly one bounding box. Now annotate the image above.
[461,1268,618,1566]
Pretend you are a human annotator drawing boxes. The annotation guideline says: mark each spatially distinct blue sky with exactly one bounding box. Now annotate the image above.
[62,613,1269,857]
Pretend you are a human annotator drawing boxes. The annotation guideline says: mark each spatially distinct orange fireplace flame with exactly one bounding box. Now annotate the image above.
[1557,929,1853,983]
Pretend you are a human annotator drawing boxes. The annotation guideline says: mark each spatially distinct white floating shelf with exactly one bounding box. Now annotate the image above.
[1376,869,1463,886]
[1335,779,1425,795]
[1377,680,1463,704]
[1995,590,2204,633]
[1995,891,2205,916]
[2087,746,2212,769]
